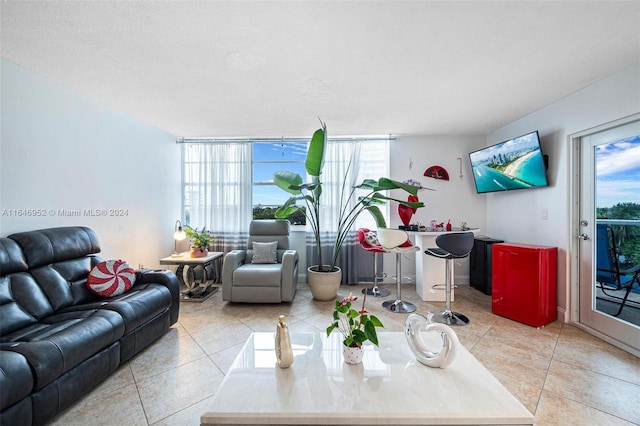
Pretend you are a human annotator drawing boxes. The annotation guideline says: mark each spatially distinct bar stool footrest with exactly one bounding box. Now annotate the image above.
[431,284,459,290]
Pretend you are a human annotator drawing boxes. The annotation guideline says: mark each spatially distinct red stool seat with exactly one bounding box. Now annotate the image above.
[357,228,386,252]
[357,228,390,297]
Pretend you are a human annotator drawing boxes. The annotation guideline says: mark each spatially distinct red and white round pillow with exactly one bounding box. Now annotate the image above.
[87,259,136,297]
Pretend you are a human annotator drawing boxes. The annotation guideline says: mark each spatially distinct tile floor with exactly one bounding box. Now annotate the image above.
[49,283,640,426]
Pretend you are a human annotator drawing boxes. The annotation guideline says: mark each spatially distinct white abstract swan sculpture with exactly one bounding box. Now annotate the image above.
[404,312,459,368]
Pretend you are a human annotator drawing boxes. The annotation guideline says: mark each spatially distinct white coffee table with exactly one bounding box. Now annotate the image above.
[201,332,533,425]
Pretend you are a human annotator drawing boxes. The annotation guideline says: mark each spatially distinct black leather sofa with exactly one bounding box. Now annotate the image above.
[0,227,180,426]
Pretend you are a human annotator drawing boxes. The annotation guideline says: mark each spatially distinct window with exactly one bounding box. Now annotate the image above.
[182,142,253,251]
[252,141,307,224]
[180,137,390,249]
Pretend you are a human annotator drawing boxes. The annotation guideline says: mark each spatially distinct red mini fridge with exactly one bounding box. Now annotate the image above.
[491,243,558,327]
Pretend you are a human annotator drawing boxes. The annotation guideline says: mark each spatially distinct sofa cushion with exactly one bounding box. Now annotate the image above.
[4,309,124,390]
[28,256,103,311]
[0,350,33,410]
[233,264,282,287]
[7,227,105,312]
[0,397,31,426]
[8,227,100,269]
[59,283,173,334]
[1,273,49,337]
[87,259,135,297]
[30,342,120,426]
[102,284,171,332]
[135,269,181,326]
[0,238,28,276]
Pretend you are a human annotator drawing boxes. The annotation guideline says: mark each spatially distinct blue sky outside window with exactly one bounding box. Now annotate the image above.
[253,142,307,207]
[596,135,640,208]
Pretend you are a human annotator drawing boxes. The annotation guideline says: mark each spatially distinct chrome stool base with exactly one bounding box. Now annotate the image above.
[382,299,416,313]
[432,310,470,326]
[363,286,391,297]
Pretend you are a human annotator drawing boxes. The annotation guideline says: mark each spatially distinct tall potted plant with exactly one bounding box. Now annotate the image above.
[273,120,424,300]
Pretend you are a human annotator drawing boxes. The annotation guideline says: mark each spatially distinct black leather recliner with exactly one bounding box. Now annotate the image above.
[0,227,180,426]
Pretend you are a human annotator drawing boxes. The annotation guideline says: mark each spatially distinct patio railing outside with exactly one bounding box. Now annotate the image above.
[598,219,640,271]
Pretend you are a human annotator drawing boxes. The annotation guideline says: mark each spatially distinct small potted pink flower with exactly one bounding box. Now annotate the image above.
[326,292,384,364]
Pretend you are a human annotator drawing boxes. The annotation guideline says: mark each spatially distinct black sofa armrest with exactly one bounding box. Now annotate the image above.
[135,269,180,325]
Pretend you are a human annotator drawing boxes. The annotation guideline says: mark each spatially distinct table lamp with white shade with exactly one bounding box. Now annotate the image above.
[173,220,187,256]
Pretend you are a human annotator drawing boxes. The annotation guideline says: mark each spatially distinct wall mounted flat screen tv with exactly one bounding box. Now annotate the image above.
[469,131,549,194]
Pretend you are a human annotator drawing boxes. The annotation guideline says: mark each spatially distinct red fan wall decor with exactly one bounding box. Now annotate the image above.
[424,165,449,181]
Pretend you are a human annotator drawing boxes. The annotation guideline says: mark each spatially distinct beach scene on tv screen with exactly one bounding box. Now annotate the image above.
[470,132,548,193]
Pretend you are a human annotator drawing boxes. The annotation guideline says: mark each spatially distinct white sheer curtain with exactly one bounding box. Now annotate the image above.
[308,139,390,284]
[182,138,389,284]
[183,142,252,252]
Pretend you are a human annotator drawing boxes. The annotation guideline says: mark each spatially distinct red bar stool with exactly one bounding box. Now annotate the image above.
[377,228,420,313]
[357,228,391,297]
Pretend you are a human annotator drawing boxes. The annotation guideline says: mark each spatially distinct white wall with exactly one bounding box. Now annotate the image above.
[386,135,487,283]
[0,59,182,269]
[484,62,640,317]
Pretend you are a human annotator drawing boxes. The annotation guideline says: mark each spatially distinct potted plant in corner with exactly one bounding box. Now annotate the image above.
[184,226,213,258]
[273,120,425,300]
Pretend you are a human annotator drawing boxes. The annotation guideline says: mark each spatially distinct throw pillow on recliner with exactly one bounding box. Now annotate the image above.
[252,241,278,264]
[87,259,136,297]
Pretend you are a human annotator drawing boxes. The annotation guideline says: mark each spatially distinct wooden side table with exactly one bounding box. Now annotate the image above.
[159,251,224,302]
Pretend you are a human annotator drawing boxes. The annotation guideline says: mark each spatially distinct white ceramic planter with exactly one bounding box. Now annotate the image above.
[307,266,341,301]
[342,343,364,365]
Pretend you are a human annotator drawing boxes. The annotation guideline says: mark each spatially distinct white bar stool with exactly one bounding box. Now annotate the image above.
[377,228,419,313]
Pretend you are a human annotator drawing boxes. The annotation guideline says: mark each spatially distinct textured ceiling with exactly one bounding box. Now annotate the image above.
[1,1,639,137]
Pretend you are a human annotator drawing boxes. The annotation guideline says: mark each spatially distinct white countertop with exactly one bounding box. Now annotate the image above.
[201,332,533,425]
